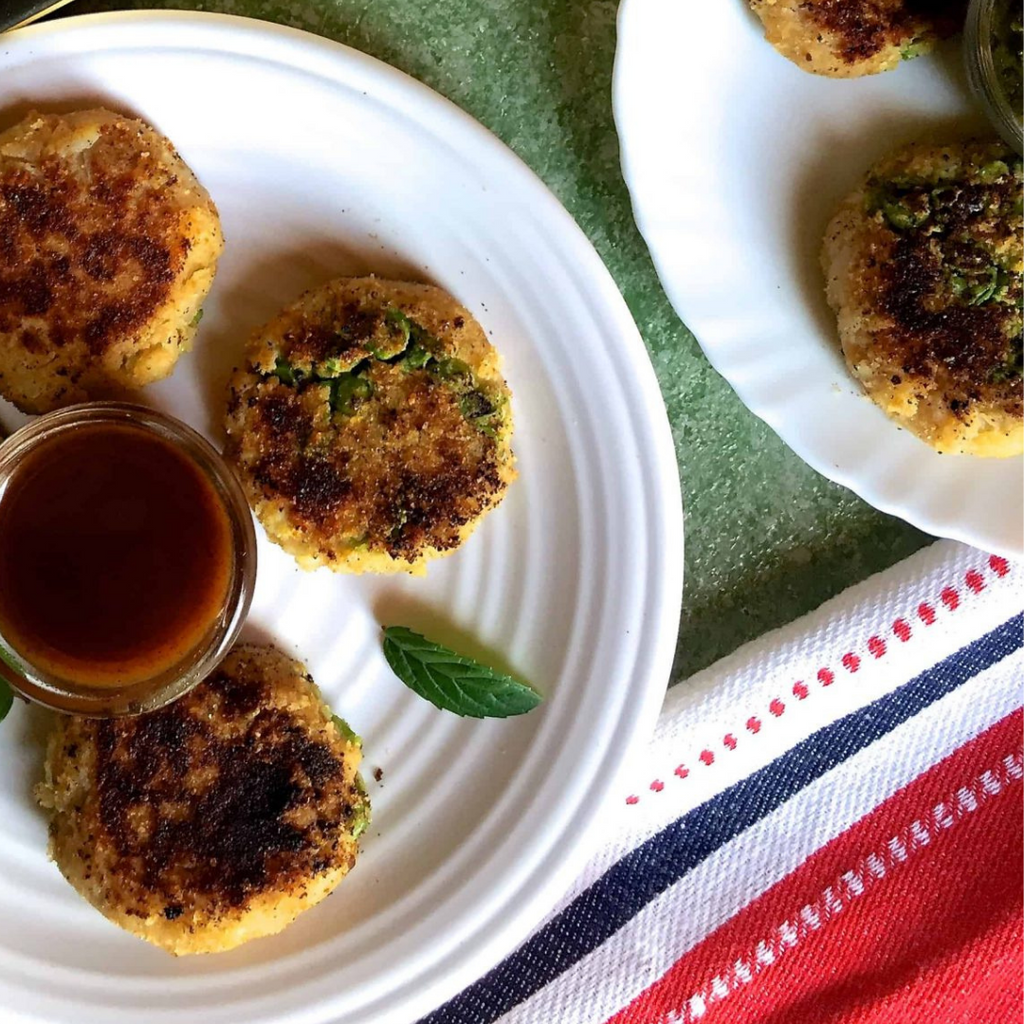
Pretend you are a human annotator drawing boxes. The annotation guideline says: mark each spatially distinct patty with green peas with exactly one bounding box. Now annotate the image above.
[224,277,516,574]
[822,141,1023,456]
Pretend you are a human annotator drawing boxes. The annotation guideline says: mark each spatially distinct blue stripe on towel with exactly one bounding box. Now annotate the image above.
[421,613,1023,1024]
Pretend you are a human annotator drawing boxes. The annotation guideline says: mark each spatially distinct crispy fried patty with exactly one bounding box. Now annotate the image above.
[0,108,223,413]
[224,277,516,574]
[749,0,964,77]
[822,141,1023,456]
[37,644,368,955]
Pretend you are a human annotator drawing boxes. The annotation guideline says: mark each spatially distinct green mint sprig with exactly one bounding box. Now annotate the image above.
[382,626,541,719]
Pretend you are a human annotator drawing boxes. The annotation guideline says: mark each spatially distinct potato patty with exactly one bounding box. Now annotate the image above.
[0,108,223,413]
[224,277,516,574]
[36,644,368,955]
[749,0,964,77]
[822,141,1023,456]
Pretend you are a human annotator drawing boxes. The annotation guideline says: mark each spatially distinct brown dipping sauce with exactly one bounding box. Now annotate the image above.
[0,423,232,689]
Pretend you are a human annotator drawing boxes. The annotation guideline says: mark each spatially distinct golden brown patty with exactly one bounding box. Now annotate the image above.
[749,0,965,77]
[0,108,223,413]
[36,644,368,955]
[224,276,516,574]
[822,141,1023,456]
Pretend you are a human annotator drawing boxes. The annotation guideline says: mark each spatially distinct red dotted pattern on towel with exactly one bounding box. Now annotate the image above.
[990,555,1009,577]
[624,560,1013,805]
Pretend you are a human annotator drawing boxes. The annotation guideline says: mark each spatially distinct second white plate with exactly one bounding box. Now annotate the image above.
[614,0,1023,557]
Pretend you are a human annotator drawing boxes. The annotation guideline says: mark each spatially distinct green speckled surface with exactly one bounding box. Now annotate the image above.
[60,0,931,680]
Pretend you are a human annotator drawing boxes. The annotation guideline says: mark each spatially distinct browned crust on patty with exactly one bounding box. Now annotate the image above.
[38,645,367,953]
[234,368,507,562]
[822,141,1023,455]
[224,277,516,574]
[0,177,178,354]
[804,0,962,64]
[875,208,1020,405]
[0,109,222,412]
[750,0,965,76]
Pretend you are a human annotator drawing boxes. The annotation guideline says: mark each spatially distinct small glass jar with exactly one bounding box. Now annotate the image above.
[965,0,1024,156]
[0,403,256,716]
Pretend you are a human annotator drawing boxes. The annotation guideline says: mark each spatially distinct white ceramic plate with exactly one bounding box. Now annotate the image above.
[0,13,683,1024]
[614,0,1023,558]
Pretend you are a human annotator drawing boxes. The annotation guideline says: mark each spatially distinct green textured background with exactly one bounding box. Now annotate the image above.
[59,0,931,680]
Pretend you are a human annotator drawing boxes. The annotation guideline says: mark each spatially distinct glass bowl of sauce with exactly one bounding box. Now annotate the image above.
[965,0,1024,156]
[0,403,256,716]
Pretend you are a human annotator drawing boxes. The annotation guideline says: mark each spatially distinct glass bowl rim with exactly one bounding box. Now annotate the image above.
[964,0,1024,156]
[0,401,257,717]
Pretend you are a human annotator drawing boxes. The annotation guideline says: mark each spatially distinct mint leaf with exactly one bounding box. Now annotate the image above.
[382,626,541,719]
[0,678,11,723]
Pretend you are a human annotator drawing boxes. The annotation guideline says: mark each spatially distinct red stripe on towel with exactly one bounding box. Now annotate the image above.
[607,710,1024,1024]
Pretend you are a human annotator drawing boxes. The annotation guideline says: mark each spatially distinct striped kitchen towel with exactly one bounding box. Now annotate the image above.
[424,541,1023,1024]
